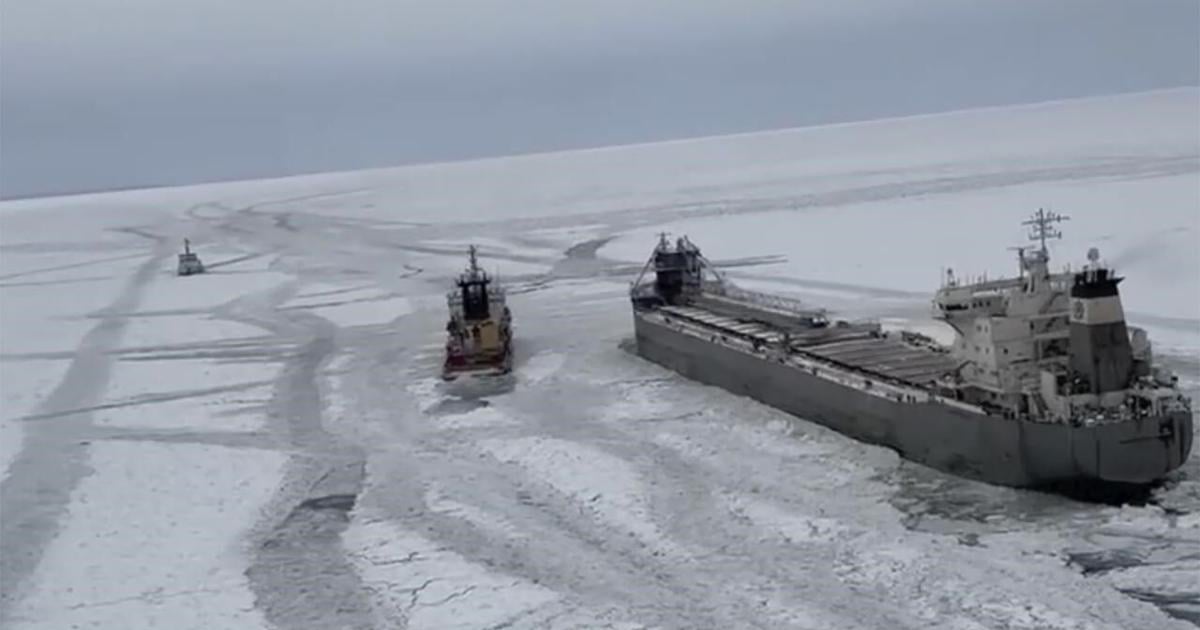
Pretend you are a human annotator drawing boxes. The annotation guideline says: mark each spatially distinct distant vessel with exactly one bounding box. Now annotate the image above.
[176,238,205,276]
[628,212,1192,488]
[442,245,513,380]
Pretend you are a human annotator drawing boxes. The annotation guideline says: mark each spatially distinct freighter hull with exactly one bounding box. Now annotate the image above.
[633,312,1193,488]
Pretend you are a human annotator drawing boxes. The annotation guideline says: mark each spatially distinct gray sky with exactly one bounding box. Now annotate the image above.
[2,0,1197,199]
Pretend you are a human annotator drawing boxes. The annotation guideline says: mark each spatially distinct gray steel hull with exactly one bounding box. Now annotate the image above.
[633,312,1194,488]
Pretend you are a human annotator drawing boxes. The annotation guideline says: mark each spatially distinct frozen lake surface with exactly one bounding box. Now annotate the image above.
[2,88,1198,628]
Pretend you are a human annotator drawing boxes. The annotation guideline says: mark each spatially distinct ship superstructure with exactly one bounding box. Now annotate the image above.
[176,238,205,276]
[629,215,1192,488]
[932,210,1185,423]
[926,210,1191,480]
[443,246,513,380]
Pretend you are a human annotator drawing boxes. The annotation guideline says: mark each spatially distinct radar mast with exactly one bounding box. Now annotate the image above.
[467,244,482,277]
[1016,209,1069,289]
[1023,208,1069,260]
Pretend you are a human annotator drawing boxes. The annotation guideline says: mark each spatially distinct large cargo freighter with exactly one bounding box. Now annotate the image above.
[628,211,1192,488]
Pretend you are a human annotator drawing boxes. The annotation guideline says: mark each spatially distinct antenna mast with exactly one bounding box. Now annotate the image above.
[1022,208,1069,258]
[1006,245,1027,276]
[656,232,671,251]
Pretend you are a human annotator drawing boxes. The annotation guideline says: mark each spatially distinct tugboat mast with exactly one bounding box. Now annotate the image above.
[462,244,486,279]
[468,244,480,275]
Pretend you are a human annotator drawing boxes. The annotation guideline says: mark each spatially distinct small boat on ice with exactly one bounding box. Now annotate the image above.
[176,239,205,276]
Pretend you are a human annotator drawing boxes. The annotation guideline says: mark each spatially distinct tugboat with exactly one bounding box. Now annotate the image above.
[628,212,1192,488]
[176,238,205,276]
[442,245,513,381]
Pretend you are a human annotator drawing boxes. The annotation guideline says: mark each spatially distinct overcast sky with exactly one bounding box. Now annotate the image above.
[2,0,1197,199]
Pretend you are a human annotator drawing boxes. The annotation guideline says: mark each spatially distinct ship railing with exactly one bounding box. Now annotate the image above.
[1022,399,1157,426]
[935,272,1073,298]
[1061,407,1146,426]
[935,276,1021,295]
[658,309,999,416]
[784,343,986,414]
[447,286,507,303]
[704,281,826,317]
[630,282,659,300]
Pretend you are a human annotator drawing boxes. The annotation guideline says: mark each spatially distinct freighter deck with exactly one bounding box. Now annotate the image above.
[800,336,959,385]
[657,305,960,387]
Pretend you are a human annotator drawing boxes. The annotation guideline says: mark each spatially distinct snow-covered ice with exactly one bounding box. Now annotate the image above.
[0,359,68,480]
[8,441,284,630]
[518,351,567,385]
[479,436,685,556]
[280,282,414,328]
[345,514,561,629]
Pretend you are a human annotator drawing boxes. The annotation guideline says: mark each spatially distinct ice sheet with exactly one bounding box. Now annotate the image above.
[9,441,284,630]
[280,283,414,328]
[2,88,1196,628]
[343,514,560,629]
[0,359,69,479]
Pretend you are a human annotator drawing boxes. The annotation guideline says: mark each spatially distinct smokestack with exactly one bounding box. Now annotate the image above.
[1068,253,1133,393]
